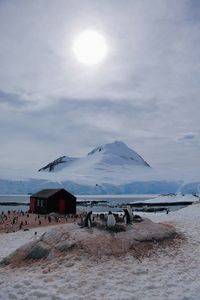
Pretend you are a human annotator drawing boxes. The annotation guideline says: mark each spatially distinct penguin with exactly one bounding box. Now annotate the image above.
[84,211,93,228]
[123,209,131,224]
[127,205,133,221]
[107,211,116,228]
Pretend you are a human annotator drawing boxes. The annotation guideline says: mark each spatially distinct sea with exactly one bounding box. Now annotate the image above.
[0,194,187,214]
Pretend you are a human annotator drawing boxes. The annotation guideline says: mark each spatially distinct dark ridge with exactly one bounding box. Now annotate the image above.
[0,202,29,206]
[130,201,193,207]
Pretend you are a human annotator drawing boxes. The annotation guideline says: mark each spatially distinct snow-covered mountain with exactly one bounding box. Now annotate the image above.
[1,141,199,195]
[38,141,151,184]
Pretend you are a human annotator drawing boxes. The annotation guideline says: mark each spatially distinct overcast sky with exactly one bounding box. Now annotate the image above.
[0,0,200,180]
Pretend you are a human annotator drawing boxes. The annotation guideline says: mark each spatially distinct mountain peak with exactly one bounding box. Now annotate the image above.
[88,141,128,156]
[88,141,150,167]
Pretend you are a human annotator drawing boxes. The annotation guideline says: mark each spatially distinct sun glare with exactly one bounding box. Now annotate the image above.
[73,29,108,66]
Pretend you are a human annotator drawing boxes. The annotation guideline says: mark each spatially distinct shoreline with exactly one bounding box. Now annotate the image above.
[0,211,80,234]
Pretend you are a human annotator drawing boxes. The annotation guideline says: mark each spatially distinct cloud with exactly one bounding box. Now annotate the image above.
[0,90,27,108]
[178,133,197,141]
[0,0,200,179]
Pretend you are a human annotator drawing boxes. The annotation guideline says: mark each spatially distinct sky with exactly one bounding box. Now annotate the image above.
[0,0,200,180]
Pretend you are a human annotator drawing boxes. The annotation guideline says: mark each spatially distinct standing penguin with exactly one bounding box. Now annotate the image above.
[84,211,93,228]
[123,209,131,224]
[107,211,116,228]
[127,205,133,221]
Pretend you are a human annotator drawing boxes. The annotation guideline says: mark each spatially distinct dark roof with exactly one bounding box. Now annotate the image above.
[31,189,75,199]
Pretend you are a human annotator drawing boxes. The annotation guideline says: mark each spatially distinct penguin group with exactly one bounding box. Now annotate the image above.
[82,205,136,229]
[107,206,135,227]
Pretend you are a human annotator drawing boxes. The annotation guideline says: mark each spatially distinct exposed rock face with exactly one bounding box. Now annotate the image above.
[38,156,76,172]
[0,219,177,267]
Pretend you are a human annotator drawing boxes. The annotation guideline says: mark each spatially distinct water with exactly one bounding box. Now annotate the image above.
[77,194,157,213]
[0,194,155,213]
[0,194,190,214]
[0,195,29,213]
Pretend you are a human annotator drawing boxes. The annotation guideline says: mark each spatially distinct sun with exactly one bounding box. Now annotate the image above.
[73,29,108,66]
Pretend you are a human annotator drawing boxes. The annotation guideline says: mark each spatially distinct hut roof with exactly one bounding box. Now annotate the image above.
[31,189,75,199]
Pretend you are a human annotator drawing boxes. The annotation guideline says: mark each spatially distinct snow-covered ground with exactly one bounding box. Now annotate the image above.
[0,203,200,299]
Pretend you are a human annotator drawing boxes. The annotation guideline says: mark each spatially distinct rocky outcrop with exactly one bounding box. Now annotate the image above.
[0,219,177,267]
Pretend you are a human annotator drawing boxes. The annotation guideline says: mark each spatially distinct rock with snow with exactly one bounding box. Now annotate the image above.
[38,156,77,172]
[0,218,177,267]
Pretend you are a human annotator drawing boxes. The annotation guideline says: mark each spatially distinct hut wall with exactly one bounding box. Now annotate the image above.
[30,197,36,212]
[46,195,59,213]
[30,189,76,214]
[64,196,76,214]
[34,198,47,214]
[47,190,76,214]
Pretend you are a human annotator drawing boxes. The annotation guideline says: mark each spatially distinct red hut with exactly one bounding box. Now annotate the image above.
[30,189,76,215]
